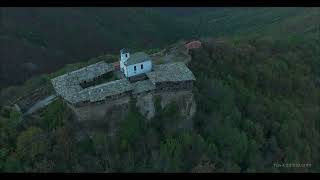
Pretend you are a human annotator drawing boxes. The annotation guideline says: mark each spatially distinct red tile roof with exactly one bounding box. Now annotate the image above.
[184,41,202,50]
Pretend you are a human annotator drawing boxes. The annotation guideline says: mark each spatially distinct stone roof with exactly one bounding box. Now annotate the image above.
[51,61,125,105]
[132,79,156,95]
[66,61,114,83]
[79,79,133,103]
[51,60,196,106]
[125,52,150,66]
[146,62,196,84]
[51,75,83,103]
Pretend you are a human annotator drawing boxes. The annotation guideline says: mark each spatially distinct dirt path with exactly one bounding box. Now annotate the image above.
[24,95,57,115]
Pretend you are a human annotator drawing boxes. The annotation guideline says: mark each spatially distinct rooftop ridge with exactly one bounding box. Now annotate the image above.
[80,78,131,93]
[125,51,151,66]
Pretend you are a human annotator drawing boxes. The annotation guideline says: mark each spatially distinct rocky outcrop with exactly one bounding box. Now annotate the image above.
[70,90,196,136]
[159,90,196,129]
[135,93,155,120]
[68,96,131,122]
[136,90,196,130]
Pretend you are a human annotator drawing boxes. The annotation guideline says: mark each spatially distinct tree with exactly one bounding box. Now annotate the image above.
[3,155,23,172]
[40,99,71,131]
[118,98,146,149]
[179,133,207,170]
[91,132,111,172]
[158,137,183,172]
[51,126,76,171]
[191,158,216,173]
[16,127,49,166]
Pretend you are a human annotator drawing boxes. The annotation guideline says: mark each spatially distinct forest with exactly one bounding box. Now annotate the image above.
[0,7,318,88]
[0,34,319,172]
[0,7,319,172]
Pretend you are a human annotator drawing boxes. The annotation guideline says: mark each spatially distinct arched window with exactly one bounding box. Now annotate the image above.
[134,66,137,71]
[141,64,144,69]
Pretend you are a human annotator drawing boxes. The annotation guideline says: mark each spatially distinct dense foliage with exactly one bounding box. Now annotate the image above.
[0,35,319,172]
[188,36,320,172]
[0,7,319,172]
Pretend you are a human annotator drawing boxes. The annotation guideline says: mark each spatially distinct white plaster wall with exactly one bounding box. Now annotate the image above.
[120,52,130,72]
[125,60,152,77]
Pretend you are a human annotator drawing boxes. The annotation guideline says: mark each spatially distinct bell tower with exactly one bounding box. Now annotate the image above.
[120,49,130,72]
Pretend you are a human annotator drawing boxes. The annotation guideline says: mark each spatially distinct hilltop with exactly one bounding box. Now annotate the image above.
[1,7,319,88]
[1,34,319,172]
[0,7,319,172]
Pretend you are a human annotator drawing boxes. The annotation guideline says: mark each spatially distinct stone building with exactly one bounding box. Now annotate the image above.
[51,50,196,115]
[120,49,152,78]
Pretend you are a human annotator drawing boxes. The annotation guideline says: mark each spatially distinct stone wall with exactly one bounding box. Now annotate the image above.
[154,81,193,93]
[69,96,131,121]
[156,90,196,130]
[68,96,131,136]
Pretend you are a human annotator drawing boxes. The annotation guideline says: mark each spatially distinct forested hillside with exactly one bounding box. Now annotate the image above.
[0,7,189,87]
[1,7,319,88]
[188,36,320,172]
[0,7,319,172]
[1,33,319,173]
[176,7,319,39]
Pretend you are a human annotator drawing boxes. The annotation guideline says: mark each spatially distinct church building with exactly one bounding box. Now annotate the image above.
[120,49,152,78]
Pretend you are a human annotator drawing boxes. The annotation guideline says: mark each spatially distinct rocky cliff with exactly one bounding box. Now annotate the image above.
[70,90,196,136]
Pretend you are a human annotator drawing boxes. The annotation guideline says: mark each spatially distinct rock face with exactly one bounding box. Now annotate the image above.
[69,90,196,136]
[136,90,196,130]
[135,93,155,120]
[161,90,196,129]
[69,96,131,122]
